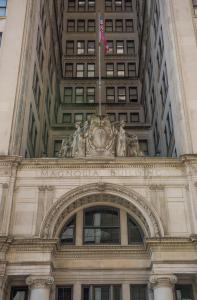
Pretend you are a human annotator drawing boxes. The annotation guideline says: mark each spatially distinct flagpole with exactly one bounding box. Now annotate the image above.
[98,13,102,117]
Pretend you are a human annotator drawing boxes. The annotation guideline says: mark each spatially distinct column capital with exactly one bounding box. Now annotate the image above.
[149,274,177,288]
[26,276,54,290]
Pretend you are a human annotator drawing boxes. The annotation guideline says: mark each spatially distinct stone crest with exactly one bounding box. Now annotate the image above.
[59,115,144,158]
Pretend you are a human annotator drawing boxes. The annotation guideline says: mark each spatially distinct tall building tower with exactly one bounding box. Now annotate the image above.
[0,0,197,300]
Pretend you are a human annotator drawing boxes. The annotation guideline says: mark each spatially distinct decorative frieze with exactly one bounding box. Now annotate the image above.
[26,276,54,290]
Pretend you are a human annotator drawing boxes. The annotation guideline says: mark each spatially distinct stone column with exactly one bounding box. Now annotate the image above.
[149,274,177,300]
[120,210,128,245]
[26,276,54,300]
[76,210,83,246]
[122,283,130,300]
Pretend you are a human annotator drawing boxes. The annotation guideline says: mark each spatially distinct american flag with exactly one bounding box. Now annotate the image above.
[99,16,109,54]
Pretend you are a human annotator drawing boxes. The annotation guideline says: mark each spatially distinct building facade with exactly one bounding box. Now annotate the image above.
[0,0,197,299]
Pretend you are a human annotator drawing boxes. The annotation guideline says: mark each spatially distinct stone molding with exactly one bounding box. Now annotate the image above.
[26,276,54,289]
[40,182,164,239]
[149,274,177,288]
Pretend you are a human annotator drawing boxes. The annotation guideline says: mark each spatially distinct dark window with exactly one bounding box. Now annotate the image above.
[83,285,121,300]
[54,140,62,157]
[0,32,2,47]
[129,87,138,102]
[68,0,76,12]
[130,285,148,300]
[106,63,114,77]
[125,0,133,11]
[88,0,95,11]
[115,0,123,11]
[105,0,112,11]
[126,19,134,32]
[139,140,149,156]
[65,64,73,77]
[106,87,115,102]
[108,113,116,122]
[62,113,72,124]
[117,63,125,77]
[10,287,28,300]
[107,41,113,54]
[87,64,95,77]
[128,216,144,243]
[88,20,95,32]
[105,19,113,32]
[130,113,140,122]
[87,41,95,55]
[77,41,85,55]
[116,41,124,54]
[127,40,135,55]
[175,285,193,300]
[67,20,75,32]
[77,20,85,32]
[75,87,84,103]
[64,88,73,103]
[128,63,136,77]
[119,113,127,122]
[84,206,120,244]
[0,0,7,16]
[115,20,123,32]
[60,216,76,244]
[87,87,95,103]
[66,41,74,55]
[76,64,84,77]
[57,286,73,300]
[118,87,126,102]
[74,113,84,123]
[78,0,86,11]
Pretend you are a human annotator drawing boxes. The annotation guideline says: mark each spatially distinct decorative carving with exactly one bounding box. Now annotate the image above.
[40,183,163,239]
[58,115,143,158]
[26,276,54,289]
[149,274,177,288]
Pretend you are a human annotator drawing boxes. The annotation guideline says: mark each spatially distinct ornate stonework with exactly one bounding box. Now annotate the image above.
[26,276,54,289]
[149,274,177,288]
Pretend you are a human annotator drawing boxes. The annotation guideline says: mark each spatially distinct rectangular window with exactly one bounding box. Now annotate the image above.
[116,41,124,54]
[66,41,74,55]
[88,20,95,32]
[130,112,140,122]
[54,140,62,157]
[62,113,72,123]
[115,20,123,32]
[78,0,86,11]
[88,0,95,11]
[130,285,148,300]
[87,64,95,77]
[68,0,76,12]
[118,87,126,102]
[105,0,113,11]
[106,63,114,77]
[139,140,149,156]
[107,41,113,54]
[75,113,84,123]
[77,20,85,32]
[119,113,127,122]
[126,19,134,32]
[87,41,95,55]
[125,0,133,11]
[129,87,138,102]
[105,20,113,32]
[76,64,84,77]
[77,41,85,55]
[67,20,75,32]
[82,285,121,300]
[117,63,125,77]
[115,0,123,11]
[57,286,73,300]
[65,64,73,77]
[0,0,7,17]
[64,87,73,103]
[175,285,193,300]
[128,63,136,77]
[10,287,28,300]
[87,87,95,103]
[127,40,135,55]
[75,87,84,103]
[106,87,115,102]
[108,113,116,122]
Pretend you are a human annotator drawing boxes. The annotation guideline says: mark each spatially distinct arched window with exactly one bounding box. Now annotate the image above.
[60,215,76,244]
[84,206,120,244]
[127,215,144,244]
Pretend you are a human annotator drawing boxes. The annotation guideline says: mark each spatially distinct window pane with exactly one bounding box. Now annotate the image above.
[175,285,193,300]
[130,285,148,300]
[77,41,85,54]
[87,87,95,103]
[11,287,28,300]
[60,216,76,244]
[116,41,124,54]
[88,41,95,54]
[87,64,95,77]
[128,216,143,244]
[75,87,84,102]
[57,286,73,300]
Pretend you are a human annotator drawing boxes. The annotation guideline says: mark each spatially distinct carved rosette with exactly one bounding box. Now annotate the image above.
[149,274,177,288]
[26,276,54,290]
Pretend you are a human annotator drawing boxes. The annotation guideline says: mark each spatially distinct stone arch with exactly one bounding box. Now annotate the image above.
[40,183,164,239]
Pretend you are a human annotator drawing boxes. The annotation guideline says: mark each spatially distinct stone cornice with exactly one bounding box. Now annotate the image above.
[7,238,58,252]
[145,237,196,251]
